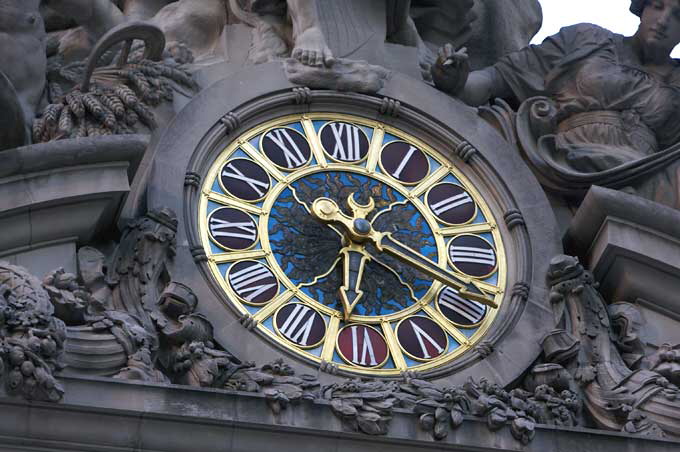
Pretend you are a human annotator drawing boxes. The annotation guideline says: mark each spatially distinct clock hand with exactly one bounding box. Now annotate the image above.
[310,195,498,309]
[376,234,497,308]
[338,242,371,321]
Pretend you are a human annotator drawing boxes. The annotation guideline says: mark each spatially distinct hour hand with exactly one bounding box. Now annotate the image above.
[377,234,498,309]
[338,243,370,321]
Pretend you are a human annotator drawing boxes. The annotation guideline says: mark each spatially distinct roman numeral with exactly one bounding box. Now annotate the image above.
[439,288,485,324]
[267,129,307,168]
[450,246,496,266]
[409,320,445,359]
[229,263,276,302]
[392,145,418,179]
[351,326,378,366]
[279,304,316,345]
[209,217,257,241]
[329,123,361,161]
[431,192,473,216]
[222,163,269,197]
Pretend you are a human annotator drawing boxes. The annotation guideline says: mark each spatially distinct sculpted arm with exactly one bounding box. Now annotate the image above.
[431,44,511,107]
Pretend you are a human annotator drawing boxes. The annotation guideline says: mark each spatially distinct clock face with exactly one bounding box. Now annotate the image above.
[198,113,506,376]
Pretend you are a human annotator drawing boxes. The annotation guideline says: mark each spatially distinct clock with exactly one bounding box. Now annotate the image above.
[197,113,506,376]
[144,65,557,385]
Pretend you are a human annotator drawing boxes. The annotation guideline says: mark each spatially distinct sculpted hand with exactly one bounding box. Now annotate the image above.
[431,44,471,95]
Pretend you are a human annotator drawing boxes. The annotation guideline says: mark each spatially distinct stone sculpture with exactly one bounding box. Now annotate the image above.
[0,0,46,150]
[0,263,66,402]
[433,0,680,209]
[543,255,680,439]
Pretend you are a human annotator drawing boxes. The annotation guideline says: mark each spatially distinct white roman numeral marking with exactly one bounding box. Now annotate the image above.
[439,288,485,324]
[222,163,269,197]
[351,326,377,366]
[209,217,257,241]
[268,129,306,168]
[431,192,473,216]
[330,123,361,161]
[392,145,418,179]
[409,320,445,359]
[450,246,496,266]
[280,304,315,345]
[229,263,276,302]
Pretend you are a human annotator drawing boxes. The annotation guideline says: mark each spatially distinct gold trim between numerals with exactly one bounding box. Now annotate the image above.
[251,289,296,322]
[381,321,407,371]
[301,118,328,168]
[321,314,341,362]
[211,249,269,264]
[410,165,450,198]
[439,222,495,237]
[206,191,264,215]
[197,112,508,376]
[335,323,390,369]
[365,125,384,173]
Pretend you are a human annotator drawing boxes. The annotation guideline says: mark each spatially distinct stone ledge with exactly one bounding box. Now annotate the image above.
[565,186,680,315]
[1,376,678,452]
[0,135,148,269]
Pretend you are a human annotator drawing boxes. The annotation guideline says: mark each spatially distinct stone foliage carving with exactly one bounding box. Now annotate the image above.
[323,379,402,435]
[399,377,579,444]
[544,255,680,440]
[226,359,320,414]
[0,263,66,402]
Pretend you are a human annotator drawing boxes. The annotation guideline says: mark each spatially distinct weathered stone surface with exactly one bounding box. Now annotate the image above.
[565,186,680,319]
[0,135,146,267]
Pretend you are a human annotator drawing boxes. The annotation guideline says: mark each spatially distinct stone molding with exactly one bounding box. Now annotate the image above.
[0,376,678,452]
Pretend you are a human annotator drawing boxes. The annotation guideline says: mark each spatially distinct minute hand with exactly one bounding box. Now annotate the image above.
[375,233,498,308]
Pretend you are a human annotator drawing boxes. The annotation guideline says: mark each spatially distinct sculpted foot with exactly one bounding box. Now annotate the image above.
[292,26,335,67]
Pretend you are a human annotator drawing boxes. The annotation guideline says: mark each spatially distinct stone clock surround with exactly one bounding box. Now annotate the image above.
[142,63,560,386]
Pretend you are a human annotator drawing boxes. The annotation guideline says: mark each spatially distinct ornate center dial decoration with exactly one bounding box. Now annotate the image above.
[198,114,507,376]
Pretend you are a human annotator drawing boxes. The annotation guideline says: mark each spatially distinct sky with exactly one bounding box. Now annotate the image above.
[532,0,680,57]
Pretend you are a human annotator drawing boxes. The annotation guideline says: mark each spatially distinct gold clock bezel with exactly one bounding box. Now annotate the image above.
[197,112,507,377]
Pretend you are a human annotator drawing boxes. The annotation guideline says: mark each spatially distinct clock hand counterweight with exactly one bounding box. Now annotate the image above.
[310,195,498,309]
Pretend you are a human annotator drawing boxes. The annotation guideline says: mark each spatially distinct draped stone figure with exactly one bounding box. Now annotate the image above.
[432,0,680,209]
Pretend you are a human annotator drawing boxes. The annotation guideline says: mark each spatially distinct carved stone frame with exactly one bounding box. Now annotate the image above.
[144,63,560,386]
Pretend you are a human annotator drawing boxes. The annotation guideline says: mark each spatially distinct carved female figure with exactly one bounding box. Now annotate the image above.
[433,0,680,208]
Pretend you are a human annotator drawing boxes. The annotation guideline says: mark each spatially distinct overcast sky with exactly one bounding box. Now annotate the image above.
[532,0,680,57]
